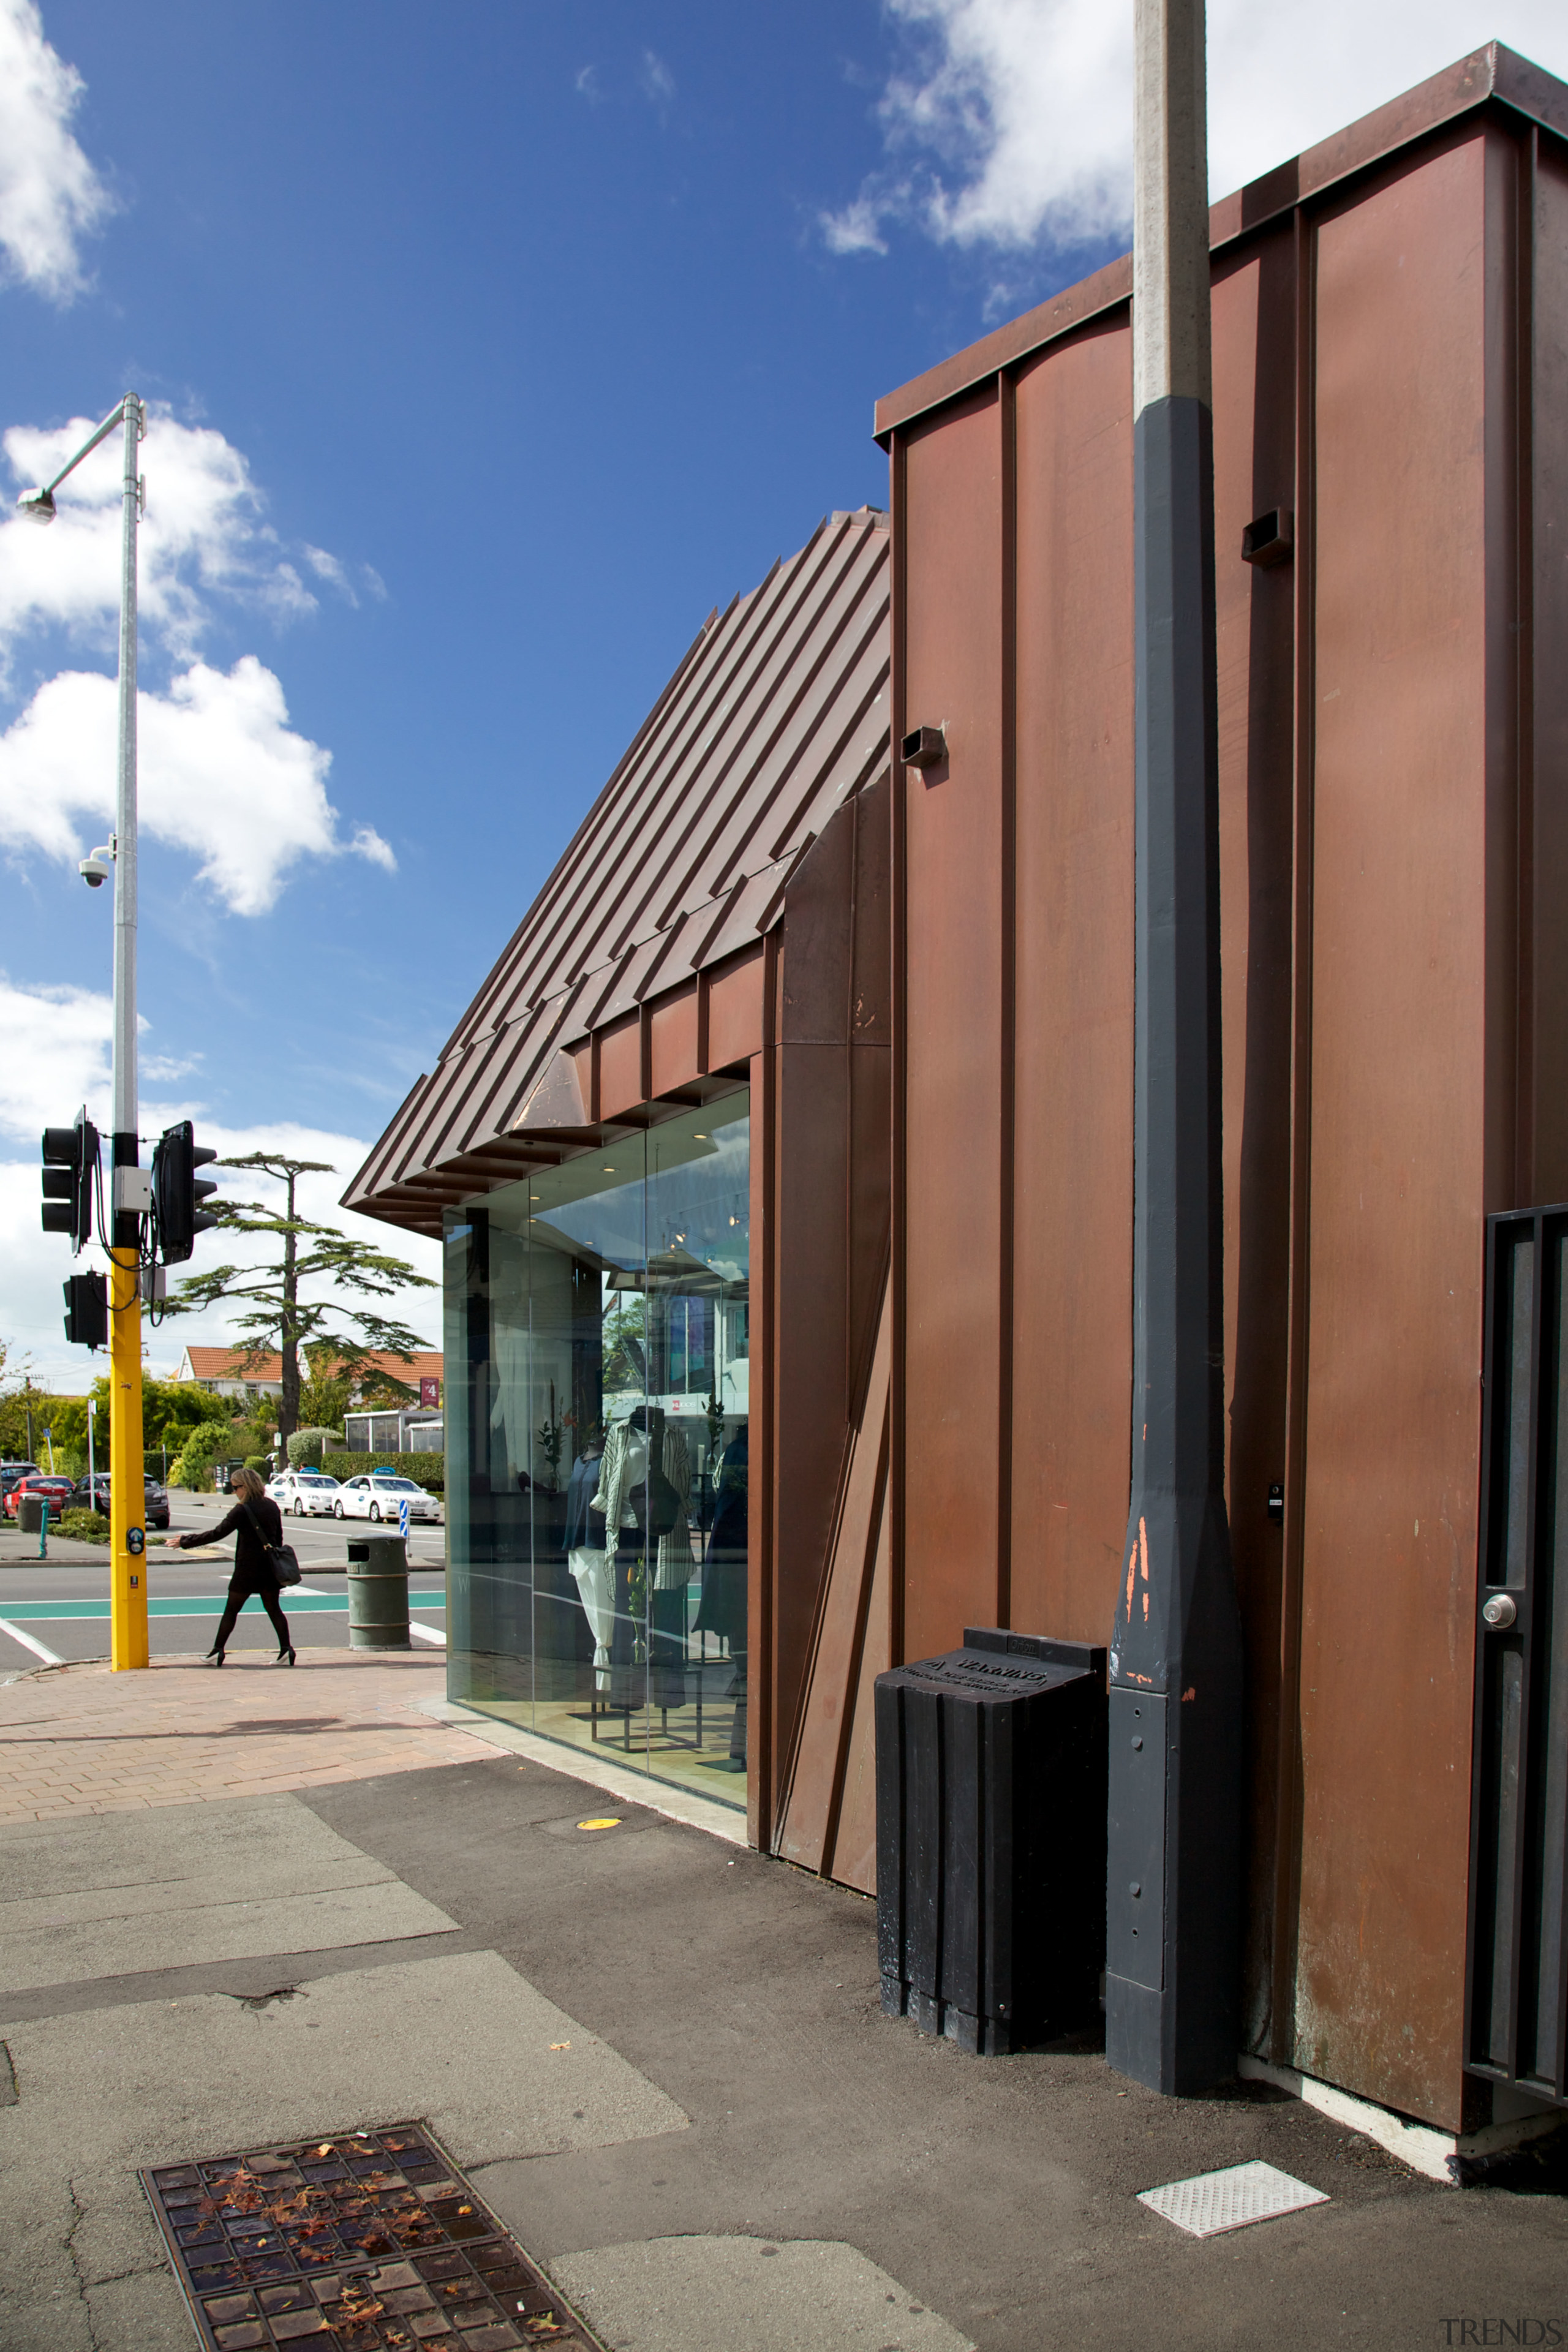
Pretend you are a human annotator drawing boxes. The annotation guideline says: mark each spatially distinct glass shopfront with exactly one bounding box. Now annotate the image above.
[443,1091,750,1803]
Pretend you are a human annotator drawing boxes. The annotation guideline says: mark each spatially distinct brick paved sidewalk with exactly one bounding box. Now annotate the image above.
[0,1653,500,1820]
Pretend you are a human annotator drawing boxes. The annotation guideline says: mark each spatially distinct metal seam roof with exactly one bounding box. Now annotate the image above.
[344,508,890,1229]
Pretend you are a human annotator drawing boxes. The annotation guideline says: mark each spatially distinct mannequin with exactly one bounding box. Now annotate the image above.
[695,1421,748,1763]
[592,1406,693,1708]
[564,1435,609,1692]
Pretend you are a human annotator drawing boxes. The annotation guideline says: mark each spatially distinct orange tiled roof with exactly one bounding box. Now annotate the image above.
[176,1347,442,1385]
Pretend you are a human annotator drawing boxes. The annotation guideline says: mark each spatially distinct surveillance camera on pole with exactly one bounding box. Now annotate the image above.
[79,845,113,889]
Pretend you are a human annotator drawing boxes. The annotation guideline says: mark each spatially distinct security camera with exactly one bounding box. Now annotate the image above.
[79,846,113,889]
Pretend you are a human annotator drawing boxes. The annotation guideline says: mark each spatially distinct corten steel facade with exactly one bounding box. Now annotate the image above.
[349,45,1568,2139]
[853,45,1568,2134]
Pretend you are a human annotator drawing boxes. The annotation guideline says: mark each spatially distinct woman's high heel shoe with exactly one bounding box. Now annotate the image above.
[277,1645,296,1667]
[204,1649,225,1667]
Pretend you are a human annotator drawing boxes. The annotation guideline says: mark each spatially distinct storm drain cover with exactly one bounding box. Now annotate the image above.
[140,2120,605,2351]
[1137,2158,1329,2238]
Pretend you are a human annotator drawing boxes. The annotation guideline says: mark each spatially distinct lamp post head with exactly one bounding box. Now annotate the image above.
[17,487,56,524]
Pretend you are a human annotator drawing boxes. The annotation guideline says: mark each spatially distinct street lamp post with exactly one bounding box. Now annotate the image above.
[19,395,149,1670]
[1104,0,1244,2094]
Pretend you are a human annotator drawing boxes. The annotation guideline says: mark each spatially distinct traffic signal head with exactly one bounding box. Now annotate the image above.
[152,1121,221,1264]
[41,1111,98,1251]
[63,1270,108,1350]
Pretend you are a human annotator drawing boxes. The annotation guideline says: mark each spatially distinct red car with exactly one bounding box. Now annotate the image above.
[4,1473,75,1518]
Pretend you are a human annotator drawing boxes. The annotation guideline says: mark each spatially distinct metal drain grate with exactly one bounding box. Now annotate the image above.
[140,2120,605,2350]
[1137,2158,1329,2238]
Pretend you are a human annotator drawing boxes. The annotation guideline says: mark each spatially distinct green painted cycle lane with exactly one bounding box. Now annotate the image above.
[0,1595,447,1619]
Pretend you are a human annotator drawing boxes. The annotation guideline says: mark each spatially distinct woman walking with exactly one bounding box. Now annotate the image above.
[175,1466,295,1667]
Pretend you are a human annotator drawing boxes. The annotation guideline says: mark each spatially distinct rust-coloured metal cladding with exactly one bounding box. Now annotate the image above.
[873,45,1568,442]
[649,982,701,1098]
[1008,315,1135,1650]
[707,943,768,1072]
[897,386,1008,1667]
[1210,229,1301,2062]
[343,510,889,1228]
[596,1011,643,1121]
[876,53,1568,2124]
[761,784,894,1855]
[1295,130,1499,2131]
[1531,151,1568,1206]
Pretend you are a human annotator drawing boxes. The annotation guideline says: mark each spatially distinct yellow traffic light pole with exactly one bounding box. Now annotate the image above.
[21,397,151,1668]
[108,1252,148,1669]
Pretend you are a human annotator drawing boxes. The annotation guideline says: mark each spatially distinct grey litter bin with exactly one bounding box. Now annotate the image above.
[17,1496,45,1536]
[347,1534,410,1649]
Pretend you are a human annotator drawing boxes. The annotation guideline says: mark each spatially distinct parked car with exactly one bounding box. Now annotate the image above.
[4,1472,75,1518]
[66,1474,172,1531]
[1,1461,40,1496]
[333,1472,442,1525]
[265,1469,342,1519]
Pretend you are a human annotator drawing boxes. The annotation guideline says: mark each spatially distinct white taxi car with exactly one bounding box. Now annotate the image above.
[266,1469,344,1518]
[334,1472,443,1525]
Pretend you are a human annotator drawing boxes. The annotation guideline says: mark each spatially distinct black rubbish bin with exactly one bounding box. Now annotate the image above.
[875,1627,1107,2054]
[347,1535,410,1649]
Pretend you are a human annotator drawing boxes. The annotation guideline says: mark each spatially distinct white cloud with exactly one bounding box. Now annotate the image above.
[823,194,895,257]
[0,657,396,914]
[575,63,602,102]
[0,979,439,1389]
[639,48,676,105]
[1,407,323,681]
[825,0,1568,260]
[0,0,113,302]
[302,544,357,605]
[0,971,111,1140]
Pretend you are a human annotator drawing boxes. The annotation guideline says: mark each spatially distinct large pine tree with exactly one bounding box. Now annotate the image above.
[161,1152,434,1453]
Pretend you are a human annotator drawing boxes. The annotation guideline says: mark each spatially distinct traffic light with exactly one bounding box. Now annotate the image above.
[63,1270,109,1349]
[41,1110,99,1251]
[151,1120,221,1264]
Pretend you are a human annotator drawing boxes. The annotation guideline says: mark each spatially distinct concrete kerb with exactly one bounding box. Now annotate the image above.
[416,1694,748,1847]
[1236,2055,1564,2184]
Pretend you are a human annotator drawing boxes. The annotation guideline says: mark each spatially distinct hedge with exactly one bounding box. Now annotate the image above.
[320,1450,444,1492]
[54,1508,110,1544]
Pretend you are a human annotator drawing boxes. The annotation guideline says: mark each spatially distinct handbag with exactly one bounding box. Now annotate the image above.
[640,1459,682,1541]
[241,1497,302,1587]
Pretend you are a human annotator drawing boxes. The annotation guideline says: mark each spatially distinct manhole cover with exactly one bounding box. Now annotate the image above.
[140,2120,605,2350]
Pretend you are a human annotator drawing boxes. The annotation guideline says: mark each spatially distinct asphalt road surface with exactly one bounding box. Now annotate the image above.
[0,1496,448,1671]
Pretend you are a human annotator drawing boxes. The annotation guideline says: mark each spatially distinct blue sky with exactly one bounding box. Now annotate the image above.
[3,0,1564,1387]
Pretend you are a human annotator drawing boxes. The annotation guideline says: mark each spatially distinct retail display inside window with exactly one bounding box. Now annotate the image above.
[443,1092,750,1802]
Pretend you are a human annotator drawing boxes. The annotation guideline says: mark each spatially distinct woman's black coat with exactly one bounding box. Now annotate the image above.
[186,1493,284,1589]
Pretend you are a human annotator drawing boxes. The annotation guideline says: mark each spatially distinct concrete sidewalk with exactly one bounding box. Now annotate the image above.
[1,1654,1563,2352]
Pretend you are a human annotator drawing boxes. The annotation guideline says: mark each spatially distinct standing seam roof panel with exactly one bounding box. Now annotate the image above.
[344,511,890,1223]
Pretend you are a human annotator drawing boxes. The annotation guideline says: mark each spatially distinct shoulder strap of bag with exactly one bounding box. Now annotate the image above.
[239,1496,298,1579]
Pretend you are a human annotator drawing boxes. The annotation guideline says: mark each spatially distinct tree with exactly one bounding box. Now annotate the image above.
[160,1152,434,1455]
[296,1345,353,1434]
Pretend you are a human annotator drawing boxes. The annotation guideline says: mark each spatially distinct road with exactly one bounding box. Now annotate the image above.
[0,1497,448,1671]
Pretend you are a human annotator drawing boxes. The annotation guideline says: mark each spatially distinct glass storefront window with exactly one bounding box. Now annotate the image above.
[443,1091,750,1803]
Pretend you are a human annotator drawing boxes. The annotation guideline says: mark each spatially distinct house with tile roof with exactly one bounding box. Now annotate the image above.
[170,1346,443,1404]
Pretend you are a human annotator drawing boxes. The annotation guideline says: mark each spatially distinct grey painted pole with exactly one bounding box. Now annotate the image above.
[1105,0,1244,2095]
